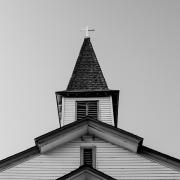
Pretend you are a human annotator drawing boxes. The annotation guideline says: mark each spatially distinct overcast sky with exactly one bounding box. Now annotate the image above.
[0,0,180,160]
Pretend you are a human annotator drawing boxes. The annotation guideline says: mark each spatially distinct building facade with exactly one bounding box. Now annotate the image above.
[0,37,180,180]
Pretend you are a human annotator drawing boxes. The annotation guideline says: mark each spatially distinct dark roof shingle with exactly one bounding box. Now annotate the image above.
[67,37,108,91]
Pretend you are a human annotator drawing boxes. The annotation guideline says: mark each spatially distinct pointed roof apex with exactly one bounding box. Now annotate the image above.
[67,38,108,91]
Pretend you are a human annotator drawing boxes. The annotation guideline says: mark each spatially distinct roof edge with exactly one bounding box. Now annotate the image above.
[35,116,143,153]
[56,165,117,180]
[0,146,40,172]
[55,89,119,95]
[35,118,88,145]
[87,117,143,143]
[0,126,180,173]
[139,145,180,171]
[35,116,143,146]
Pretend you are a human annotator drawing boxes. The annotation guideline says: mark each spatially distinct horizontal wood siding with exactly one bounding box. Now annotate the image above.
[62,97,114,126]
[0,137,180,179]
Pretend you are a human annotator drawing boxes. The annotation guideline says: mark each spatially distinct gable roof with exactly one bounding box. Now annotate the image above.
[67,37,108,91]
[0,117,180,173]
[56,165,117,180]
[35,116,143,153]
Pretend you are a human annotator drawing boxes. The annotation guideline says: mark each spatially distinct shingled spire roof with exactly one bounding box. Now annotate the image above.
[67,37,108,91]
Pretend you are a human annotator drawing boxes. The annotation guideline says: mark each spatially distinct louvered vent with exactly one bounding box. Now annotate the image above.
[83,148,93,166]
[76,101,98,121]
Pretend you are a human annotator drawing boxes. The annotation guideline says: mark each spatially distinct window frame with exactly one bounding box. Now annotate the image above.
[80,146,96,168]
[76,100,99,121]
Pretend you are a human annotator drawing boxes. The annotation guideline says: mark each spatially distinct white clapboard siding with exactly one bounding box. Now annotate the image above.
[0,137,180,180]
[62,97,114,126]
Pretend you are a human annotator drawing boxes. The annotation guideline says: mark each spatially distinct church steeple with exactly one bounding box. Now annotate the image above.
[56,37,119,128]
[67,37,108,91]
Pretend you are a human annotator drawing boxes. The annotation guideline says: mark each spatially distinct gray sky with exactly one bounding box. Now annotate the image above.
[0,0,180,160]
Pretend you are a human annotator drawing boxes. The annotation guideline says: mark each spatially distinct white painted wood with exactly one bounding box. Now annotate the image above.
[62,97,114,126]
[40,124,88,153]
[88,126,138,152]
[1,137,180,180]
[38,120,140,153]
[61,96,65,127]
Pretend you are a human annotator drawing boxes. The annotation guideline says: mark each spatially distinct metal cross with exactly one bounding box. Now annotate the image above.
[81,26,95,37]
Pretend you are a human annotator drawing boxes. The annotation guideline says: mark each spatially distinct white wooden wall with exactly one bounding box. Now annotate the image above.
[0,137,180,180]
[62,97,114,126]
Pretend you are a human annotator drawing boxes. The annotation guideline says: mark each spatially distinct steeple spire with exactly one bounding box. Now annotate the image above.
[67,38,108,91]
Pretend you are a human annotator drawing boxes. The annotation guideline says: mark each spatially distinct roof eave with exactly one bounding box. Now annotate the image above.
[139,145,180,171]
[35,117,143,153]
[0,146,39,172]
[55,89,119,96]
